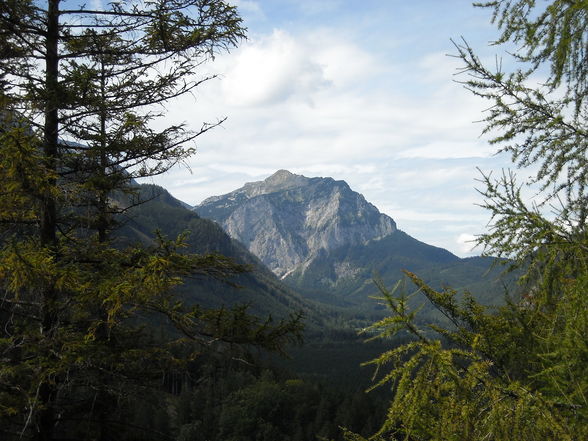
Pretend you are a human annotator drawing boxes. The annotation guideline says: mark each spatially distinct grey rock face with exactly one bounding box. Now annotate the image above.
[196,170,397,278]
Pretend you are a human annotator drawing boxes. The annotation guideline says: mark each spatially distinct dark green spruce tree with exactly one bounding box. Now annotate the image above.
[0,2,301,440]
[345,1,588,440]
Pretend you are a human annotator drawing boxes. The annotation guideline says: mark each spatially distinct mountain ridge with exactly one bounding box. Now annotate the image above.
[200,170,313,205]
[196,170,398,279]
[194,170,517,309]
[116,183,327,324]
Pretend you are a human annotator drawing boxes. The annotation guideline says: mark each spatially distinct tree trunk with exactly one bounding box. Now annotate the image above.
[36,1,60,440]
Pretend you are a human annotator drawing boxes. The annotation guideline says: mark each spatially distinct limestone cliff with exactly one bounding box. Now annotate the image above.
[196,170,397,278]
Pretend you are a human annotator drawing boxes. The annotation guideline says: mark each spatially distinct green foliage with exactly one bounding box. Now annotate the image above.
[475,0,588,107]
[454,3,588,269]
[0,2,303,440]
[166,359,385,441]
[345,1,588,440]
[353,272,587,440]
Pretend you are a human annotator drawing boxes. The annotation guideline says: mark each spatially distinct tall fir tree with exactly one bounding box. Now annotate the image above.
[347,1,588,440]
[0,2,302,440]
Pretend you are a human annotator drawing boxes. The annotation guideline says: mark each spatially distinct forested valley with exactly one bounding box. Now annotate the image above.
[1,1,587,440]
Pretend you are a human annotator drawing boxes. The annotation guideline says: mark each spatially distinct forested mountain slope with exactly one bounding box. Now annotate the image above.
[196,170,519,309]
[117,184,323,323]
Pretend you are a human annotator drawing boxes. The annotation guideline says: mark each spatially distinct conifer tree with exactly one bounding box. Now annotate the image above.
[0,2,302,440]
[347,1,588,440]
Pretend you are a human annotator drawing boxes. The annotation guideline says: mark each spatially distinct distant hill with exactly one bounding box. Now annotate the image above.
[195,170,519,310]
[116,184,329,328]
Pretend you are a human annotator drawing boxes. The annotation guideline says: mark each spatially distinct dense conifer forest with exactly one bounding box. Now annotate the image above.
[1,1,587,440]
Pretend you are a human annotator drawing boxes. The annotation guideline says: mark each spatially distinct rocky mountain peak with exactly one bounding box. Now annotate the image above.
[265,169,297,185]
[196,171,397,278]
[241,169,310,196]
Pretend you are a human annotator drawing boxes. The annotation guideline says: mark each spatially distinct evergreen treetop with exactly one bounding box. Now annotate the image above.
[347,1,588,440]
[0,2,302,440]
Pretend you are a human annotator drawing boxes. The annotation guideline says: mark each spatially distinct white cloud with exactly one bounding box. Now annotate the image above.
[392,165,476,187]
[207,163,277,177]
[218,27,383,107]
[398,140,493,159]
[168,176,211,188]
[314,38,379,88]
[456,233,480,255]
[381,207,483,224]
[292,163,376,178]
[231,0,265,20]
[221,30,329,106]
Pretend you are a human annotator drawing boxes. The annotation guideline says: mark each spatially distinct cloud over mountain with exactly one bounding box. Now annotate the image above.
[146,1,512,257]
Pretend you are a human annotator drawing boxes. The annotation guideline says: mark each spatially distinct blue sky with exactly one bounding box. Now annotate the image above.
[143,0,518,257]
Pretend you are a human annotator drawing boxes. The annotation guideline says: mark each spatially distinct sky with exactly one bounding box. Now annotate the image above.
[143,0,519,257]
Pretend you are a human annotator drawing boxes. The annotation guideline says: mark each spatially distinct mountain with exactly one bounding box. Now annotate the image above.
[118,184,416,387]
[116,184,330,327]
[113,179,517,386]
[197,170,397,278]
[196,170,517,308]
